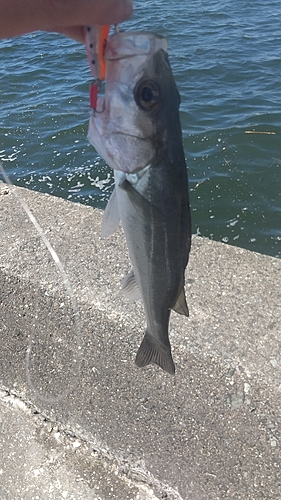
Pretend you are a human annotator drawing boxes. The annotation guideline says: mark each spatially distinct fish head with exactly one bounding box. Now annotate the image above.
[88,31,182,173]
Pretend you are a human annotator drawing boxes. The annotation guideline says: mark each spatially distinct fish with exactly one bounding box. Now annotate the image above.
[87,31,191,374]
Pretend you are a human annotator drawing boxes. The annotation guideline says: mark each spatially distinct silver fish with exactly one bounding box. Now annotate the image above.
[88,32,191,374]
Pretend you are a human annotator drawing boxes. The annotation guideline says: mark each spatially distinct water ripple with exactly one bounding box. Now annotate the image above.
[0,0,280,257]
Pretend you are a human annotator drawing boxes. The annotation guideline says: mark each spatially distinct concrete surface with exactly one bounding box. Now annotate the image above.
[0,180,280,500]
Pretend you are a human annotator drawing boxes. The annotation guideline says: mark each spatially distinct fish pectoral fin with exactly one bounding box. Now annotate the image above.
[135,332,175,375]
[172,288,189,317]
[119,177,163,220]
[101,188,120,238]
[121,270,142,301]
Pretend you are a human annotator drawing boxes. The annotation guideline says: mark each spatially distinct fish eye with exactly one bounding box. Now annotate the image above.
[134,79,161,111]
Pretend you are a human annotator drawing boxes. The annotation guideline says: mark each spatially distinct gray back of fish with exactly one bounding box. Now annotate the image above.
[116,48,191,374]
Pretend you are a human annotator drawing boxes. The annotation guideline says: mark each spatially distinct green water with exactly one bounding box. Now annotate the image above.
[0,0,280,257]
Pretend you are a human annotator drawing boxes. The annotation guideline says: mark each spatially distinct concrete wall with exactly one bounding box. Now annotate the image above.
[0,181,280,500]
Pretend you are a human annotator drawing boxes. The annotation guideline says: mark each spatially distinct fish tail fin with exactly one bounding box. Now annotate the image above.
[135,332,175,375]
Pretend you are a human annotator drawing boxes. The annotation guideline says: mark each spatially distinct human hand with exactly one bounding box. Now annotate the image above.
[0,0,133,41]
[51,0,133,42]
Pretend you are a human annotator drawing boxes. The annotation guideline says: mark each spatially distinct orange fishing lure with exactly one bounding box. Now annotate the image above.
[84,25,110,109]
[84,25,110,81]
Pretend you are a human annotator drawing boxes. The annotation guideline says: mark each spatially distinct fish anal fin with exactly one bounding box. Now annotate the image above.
[121,270,142,301]
[101,188,120,238]
[172,288,189,317]
[135,332,175,375]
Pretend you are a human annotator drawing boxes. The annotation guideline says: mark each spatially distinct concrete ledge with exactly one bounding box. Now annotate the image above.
[0,181,280,500]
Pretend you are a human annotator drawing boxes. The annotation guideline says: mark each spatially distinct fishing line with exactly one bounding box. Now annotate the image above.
[0,161,82,404]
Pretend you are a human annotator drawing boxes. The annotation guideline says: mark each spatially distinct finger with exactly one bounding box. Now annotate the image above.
[52,26,84,43]
[63,0,133,27]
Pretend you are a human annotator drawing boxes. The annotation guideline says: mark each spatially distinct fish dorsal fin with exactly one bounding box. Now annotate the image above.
[172,288,189,317]
[121,270,142,301]
[101,188,120,238]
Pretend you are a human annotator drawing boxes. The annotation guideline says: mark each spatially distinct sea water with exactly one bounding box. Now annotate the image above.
[0,0,280,257]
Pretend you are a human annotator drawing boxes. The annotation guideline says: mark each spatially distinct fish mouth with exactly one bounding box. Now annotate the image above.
[88,115,154,174]
[109,131,149,141]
